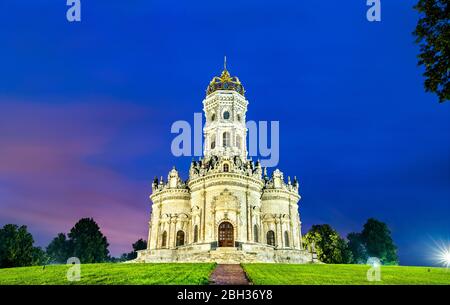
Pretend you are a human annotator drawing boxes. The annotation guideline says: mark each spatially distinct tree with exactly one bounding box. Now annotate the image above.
[31,247,50,266]
[0,224,42,268]
[361,218,398,265]
[336,237,353,264]
[121,238,147,261]
[67,218,109,263]
[46,233,71,264]
[413,0,449,102]
[107,255,125,263]
[347,232,368,264]
[133,239,147,251]
[303,224,352,264]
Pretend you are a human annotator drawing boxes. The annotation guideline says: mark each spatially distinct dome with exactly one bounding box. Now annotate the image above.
[206,59,245,97]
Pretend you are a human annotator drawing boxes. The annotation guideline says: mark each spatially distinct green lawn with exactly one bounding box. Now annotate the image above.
[0,263,216,285]
[242,263,450,285]
[1,263,449,285]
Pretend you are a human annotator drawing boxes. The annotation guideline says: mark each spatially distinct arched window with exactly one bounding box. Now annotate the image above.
[223,163,229,172]
[194,225,198,243]
[223,111,230,120]
[237,114,241,122]
[284,231,290,247]
[210,135,216,149]
[161,231,167,248]
[254,225,259,242]
[236,135,242,149]
[267,230,275,246]
[176,230,185,247]
[211,113,216,122]
[223,132,230,147]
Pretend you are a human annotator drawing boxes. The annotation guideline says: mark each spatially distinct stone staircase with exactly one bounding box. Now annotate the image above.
[209,247,251,264]
[135,245,313,264]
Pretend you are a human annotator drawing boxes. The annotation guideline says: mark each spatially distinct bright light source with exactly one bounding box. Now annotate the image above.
[441,250,450,267]
[435,243,450,268]
[430,239,450,268]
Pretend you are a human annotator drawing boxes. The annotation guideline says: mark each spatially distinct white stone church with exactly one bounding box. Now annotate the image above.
[136,63,312,263]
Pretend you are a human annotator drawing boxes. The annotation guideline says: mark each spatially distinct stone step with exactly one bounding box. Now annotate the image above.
[209,264,251,285]
[214,247,238,252]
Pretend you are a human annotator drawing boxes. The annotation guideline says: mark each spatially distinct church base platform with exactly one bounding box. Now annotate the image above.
[134,243,315,264]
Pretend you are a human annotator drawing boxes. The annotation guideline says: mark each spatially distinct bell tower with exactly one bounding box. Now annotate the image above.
[203,58,248,160]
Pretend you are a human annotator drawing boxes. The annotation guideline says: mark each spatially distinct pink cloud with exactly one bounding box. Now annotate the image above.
[0,96,165,255]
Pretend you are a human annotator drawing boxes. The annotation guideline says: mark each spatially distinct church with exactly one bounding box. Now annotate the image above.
[136,62,313,263]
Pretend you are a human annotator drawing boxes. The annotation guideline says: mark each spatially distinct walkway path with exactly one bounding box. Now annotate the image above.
[209,264,251,285]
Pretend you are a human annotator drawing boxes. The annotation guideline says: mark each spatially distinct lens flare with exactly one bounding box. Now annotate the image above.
[432,240,450,268]
[440,249,450,268]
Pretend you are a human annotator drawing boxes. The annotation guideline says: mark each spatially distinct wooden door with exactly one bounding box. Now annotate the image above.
[218,222,234,247]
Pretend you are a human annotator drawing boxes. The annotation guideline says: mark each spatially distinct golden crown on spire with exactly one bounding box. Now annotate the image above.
[206,57,245,97]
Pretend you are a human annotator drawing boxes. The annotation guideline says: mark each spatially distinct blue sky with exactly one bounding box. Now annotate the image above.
[0,1,449,265]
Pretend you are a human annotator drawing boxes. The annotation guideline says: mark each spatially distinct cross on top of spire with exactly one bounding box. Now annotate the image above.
[206,57,246,97]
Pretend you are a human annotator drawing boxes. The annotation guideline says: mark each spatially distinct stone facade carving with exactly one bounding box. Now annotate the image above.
[136,64,312,263]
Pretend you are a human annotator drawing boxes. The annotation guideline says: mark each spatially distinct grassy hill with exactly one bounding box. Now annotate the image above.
[0,263,216,285]
[0,262,448,285]
[242,264,450,285]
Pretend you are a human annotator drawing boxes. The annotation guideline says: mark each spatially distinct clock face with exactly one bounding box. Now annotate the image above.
[223,111,230,120]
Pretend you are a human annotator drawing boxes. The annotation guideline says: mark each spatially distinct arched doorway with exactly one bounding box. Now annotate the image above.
[176,230,185,247]
[284,231,289,247]
[267,230,275,246]
[253,225,259,243]
[218,222,234,247]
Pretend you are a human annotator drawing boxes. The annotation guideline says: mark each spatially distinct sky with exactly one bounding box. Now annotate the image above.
[0,1,449,266]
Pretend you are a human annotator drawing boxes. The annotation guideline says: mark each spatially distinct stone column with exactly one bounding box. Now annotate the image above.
[276,217,282,248]
[289,200,295,249]
[246,190,250,242]
[212,207,216,243]
[151,218,158,249]
[172,218,178,247]
[298,219,303,250]
[236,211,240,243]
[249,203,253,242]
[274,220,279,247]
[167,217,172,248]
[147,221,152,250]
[150,206,159,249]
[262,222,266,244]
[185,220,189,244]
[260,215,263,244]
[188,218,192,245]
[202,188,207,241]
[199,209,202,242]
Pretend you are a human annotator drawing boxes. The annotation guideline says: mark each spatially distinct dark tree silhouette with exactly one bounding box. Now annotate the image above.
[132,239,147,252]
[347,218,398,265]
[67,218,110,263]
[361,218,398,265]
[46,233,71,263]
[347,232,368,264]
[31,247,49,266]
[121,238,147,261]
[0,224,46,268]
[413,0,449,102]
[303,224,352,264]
